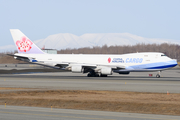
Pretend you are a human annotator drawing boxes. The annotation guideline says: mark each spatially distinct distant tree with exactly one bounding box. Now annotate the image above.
[1,43,180,63]
[58,43,180,61]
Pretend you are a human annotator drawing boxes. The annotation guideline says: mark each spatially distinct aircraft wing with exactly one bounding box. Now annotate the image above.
[7,54,60,69]
[7,54,126,71]
[55,62,126,74]
[56,62,126,70]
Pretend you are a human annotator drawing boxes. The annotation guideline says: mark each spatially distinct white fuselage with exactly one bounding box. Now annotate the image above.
[15,52,177,72]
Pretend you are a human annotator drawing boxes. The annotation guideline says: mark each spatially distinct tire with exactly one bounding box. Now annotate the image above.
[95,74,99,77]
[87,74,91,77]
[100,74,107,77]
[156,74,160,78]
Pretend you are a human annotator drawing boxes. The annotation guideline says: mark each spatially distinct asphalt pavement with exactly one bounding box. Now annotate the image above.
[0,69,180,93]
[0,105,179,120]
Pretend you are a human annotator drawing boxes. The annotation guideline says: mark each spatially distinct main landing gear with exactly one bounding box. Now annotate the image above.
[87,71,107,77]
[156,71,161,78]
[87,73,99,77]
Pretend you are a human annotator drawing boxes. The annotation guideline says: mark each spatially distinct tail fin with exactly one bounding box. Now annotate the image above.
[10,29,44,54]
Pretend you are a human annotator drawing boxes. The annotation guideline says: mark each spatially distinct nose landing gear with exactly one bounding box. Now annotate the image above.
[156,71,161,78]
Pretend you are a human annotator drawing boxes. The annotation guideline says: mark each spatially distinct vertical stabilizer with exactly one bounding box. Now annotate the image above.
[10,29,44,54]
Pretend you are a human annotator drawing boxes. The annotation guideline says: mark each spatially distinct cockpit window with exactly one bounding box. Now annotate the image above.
[161,54,166,56]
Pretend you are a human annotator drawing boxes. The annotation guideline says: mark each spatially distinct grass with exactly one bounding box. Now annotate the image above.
[0,89,180,115]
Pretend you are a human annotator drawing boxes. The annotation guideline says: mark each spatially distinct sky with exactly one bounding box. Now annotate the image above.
[0,0,180,46]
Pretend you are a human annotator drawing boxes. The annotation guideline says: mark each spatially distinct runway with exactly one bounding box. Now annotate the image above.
[0,68,180,119]
[0,69,180,93]
[0,105,179,120]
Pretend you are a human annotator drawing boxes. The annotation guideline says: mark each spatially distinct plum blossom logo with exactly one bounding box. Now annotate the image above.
[16,36,33,52]
[108,57,111,63]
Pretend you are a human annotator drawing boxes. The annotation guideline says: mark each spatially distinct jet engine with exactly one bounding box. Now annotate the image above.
[71,65,83,73]
[101,67,112,75]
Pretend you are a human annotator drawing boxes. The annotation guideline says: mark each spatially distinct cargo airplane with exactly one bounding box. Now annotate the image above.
[9,29,177,77]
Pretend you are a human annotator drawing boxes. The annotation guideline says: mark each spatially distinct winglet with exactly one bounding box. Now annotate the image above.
[10,29,44,54]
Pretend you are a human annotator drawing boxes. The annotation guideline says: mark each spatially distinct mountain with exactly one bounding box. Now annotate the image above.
[1,33,180,52]
[34,33,180,50]
[34,33,87,49]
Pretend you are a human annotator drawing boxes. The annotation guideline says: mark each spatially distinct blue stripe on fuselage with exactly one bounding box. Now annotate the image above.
[128,60,177,70]
[145,64,177,69]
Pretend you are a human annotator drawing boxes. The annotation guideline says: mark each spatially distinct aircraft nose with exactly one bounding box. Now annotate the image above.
[171,59,178,67]
[172,59,177,61]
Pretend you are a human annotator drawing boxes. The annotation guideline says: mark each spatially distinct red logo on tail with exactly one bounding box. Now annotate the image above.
[16,36,33,52]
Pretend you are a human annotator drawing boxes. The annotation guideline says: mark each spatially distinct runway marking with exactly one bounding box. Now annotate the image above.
[0,106,178,120]
[0,111,114,120]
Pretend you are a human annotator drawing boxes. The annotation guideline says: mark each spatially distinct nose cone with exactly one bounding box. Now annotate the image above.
[170,59,178,67]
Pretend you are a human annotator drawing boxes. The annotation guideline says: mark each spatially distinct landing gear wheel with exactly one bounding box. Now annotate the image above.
[95,74,99,77]
[156,71,161,78]
[156,74,160,78]
[87,72,99,77]
[87,73,91,77]
[100,74,107,77]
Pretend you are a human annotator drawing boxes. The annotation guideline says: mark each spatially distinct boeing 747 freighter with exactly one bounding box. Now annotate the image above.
[9,29,177,77]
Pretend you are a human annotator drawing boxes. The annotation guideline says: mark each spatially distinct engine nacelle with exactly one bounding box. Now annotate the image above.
[101,67,112,75]
[71,65,83,73]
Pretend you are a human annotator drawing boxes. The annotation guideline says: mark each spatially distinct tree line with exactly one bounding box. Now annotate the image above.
[0,43,180,63]
[58,43,180,61]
